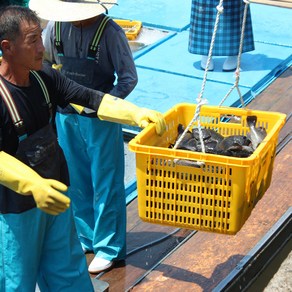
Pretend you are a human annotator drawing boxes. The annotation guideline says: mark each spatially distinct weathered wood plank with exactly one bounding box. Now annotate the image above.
[87,198,194,290]
[130,68,292,291]
[132,141,292,291]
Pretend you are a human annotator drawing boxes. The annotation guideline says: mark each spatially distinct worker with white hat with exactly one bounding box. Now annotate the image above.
[30,0,137,273]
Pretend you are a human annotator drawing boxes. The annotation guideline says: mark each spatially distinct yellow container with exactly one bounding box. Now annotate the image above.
[114,19,142,40]
[129,104,286,235]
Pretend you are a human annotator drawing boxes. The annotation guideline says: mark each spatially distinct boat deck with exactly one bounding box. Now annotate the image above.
[88,68,291,291]
[85,1,291,290]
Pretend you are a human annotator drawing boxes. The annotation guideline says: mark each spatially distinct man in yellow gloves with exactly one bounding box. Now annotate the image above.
[0,6,166,291]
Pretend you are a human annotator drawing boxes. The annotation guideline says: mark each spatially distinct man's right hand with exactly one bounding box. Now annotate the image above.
[27,178,70,215]
[0,151,70,215]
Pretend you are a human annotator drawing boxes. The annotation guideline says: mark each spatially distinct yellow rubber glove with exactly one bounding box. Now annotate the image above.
[52,64,63,71]
[97,94,167,136]
[0,151,70,215]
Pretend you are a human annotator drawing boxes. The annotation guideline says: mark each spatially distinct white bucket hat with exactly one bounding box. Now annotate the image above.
[29,0,118,22]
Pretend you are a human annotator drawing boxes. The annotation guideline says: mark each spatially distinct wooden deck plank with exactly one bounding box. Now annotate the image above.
[87,198,193,290]
[246,67,292,114]
[129,68,292,291]
[97,227,193,291]
[132,141,292,291]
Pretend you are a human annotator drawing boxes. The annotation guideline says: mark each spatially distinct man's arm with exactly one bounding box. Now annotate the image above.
[44,64,166,136]
[108,26,138,98]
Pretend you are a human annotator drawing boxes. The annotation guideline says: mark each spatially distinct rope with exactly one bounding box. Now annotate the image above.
[173,0,224,156]
[174,0,251,160]
[219,0,250,107]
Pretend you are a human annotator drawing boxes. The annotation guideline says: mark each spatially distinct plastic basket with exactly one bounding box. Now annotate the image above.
[129,104,286,235]
[114,19,142,40]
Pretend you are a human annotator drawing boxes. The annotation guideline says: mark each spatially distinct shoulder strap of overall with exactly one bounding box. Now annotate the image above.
[30,71,53,122]
[0,77,26,139]
[0,72,52,140]
[87,15,111,60]
[55,16,111,60]
[54,21,64,56]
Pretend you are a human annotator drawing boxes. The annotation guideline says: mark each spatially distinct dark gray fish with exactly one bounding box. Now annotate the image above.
[178,137,198,152]
[216,135,253,157]
[174,124,195,150]
[192,128,211,140]
[192,128,224,153]
[196,140,218,154]
[192,128,224,144]
[173,125,256,158]
[246,116,267,151]
[216,143,254,157]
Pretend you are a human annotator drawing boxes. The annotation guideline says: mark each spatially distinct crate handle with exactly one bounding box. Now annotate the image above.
[220,114,242,124]
[174,158,205,168]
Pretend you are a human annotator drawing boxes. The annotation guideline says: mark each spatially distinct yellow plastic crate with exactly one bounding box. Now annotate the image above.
[114,19,142,40]
[129,103,286,235]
